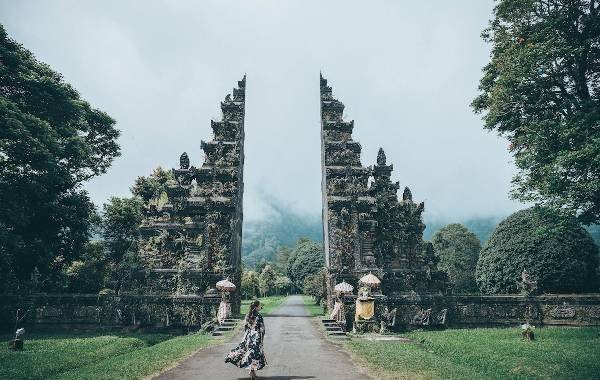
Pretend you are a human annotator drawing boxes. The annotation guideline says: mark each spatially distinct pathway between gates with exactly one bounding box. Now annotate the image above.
[155,295,370,380]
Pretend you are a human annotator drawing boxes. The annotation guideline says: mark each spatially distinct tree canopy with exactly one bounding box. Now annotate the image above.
[0,24,120,292]
[286,238,325,291]
[476,207,599,294]
[431,223,481,293]
[472,0,600,224]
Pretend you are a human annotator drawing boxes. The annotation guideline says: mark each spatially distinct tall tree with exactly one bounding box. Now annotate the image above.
[286,238,325,291]
[431,224,481,293]
[259,264,276,297]
[102,197,143,262]
[0,24,120,291]
[472,0,600,224]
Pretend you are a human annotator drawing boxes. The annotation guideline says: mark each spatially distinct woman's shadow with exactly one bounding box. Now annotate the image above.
[237,377,316,380]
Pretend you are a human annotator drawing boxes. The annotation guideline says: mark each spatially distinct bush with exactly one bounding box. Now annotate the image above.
[476,207,600,294]
[431,224,480,293]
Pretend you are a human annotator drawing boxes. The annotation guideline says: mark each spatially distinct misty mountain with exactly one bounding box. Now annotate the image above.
[241,205,600,270]
[241,208,505,269]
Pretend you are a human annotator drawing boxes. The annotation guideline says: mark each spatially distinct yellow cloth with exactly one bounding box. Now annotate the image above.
[354,300,375,321]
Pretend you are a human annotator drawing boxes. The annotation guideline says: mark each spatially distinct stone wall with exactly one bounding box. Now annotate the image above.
[0,293,222,333]
[3,293,599,333]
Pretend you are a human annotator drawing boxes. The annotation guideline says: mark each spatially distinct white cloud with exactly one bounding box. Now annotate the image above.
[0,0,523,221]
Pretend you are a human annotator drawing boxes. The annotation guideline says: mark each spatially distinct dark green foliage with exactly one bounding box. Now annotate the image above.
[286,239,325,291]
[476,207,600,294]
[424,216,503,244]
[64,241,108,293]
[0,24,120,292]
[101,197,143,262]
[131,167,174,203]
[472,0,600,225]
[432,224,481,293]
[303,267,327,305]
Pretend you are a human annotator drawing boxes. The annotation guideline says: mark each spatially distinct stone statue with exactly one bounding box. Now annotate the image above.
[217,292,232,325]
[379,306,397,333]
[179,152,190,169]
[330,295,346,325]
[377,148,386,166]
[411,308,432,326]
[517,269,538,296]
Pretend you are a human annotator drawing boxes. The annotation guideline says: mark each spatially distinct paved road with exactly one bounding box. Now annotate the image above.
[155,295,370,380]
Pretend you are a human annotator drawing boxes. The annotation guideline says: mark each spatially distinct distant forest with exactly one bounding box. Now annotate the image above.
[242,208,600,268]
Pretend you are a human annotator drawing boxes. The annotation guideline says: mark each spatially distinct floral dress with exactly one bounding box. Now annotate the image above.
[225,311,266,372]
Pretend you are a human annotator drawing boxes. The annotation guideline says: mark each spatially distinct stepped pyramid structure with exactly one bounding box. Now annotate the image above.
[320,74,449,329]
[137,76,246,315]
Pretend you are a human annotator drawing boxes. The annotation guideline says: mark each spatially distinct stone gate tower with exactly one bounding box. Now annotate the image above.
[320,74,449,326]
[137,76,246,316]
[320,73,379,308]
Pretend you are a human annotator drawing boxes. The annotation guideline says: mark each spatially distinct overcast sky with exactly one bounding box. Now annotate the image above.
[1,0,524,221]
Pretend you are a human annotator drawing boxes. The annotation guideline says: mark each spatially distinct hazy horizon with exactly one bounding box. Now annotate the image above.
[0,0,525,222]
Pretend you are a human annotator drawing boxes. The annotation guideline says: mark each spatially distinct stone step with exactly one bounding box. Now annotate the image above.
[219,322,236,327]
[328,331,347,336]
[322,319,336,323]
[217,326,235,331]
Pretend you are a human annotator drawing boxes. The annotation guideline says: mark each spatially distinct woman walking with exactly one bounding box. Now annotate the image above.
[225,300,267,379]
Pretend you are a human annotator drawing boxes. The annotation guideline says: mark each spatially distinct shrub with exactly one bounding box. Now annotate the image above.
[476,207,599,294]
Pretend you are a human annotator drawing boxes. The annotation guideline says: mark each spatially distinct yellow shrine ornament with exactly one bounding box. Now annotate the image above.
[354,285,375,321]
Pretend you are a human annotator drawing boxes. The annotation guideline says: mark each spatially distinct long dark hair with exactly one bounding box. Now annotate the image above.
[246,300,260,323]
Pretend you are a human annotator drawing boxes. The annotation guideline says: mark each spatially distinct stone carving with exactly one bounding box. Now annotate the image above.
[411,308,432,326]
[549,305,576,319]
[435,308,448,325]
[379,306,397,333]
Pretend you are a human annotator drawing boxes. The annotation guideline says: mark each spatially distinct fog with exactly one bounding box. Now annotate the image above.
[0,0,523,222]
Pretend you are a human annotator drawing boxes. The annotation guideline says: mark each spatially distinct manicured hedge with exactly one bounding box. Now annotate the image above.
[476,207,599,294]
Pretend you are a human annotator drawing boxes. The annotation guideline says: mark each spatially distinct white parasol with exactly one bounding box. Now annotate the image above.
[359,272,381,288]
[216,278,236,292]
[334,281,354,294]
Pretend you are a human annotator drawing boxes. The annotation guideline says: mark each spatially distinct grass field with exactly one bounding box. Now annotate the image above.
[241,295,288,315]
[345,327,600,379]
[0,331,221,380]
[301,295,325,316]
[0,296,287,380]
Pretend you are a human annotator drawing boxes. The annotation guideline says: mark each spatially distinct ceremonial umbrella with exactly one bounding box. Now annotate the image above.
[334,281,354,295]
[216,278,236,292]
[359,272,381,288]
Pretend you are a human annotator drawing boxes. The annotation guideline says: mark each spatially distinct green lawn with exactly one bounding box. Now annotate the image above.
[301,295,325,316]
[0,297,287,380]
[0,297,291,380]
[345,327,600,380]
[0,331,226,380]
[241,295,288,315]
